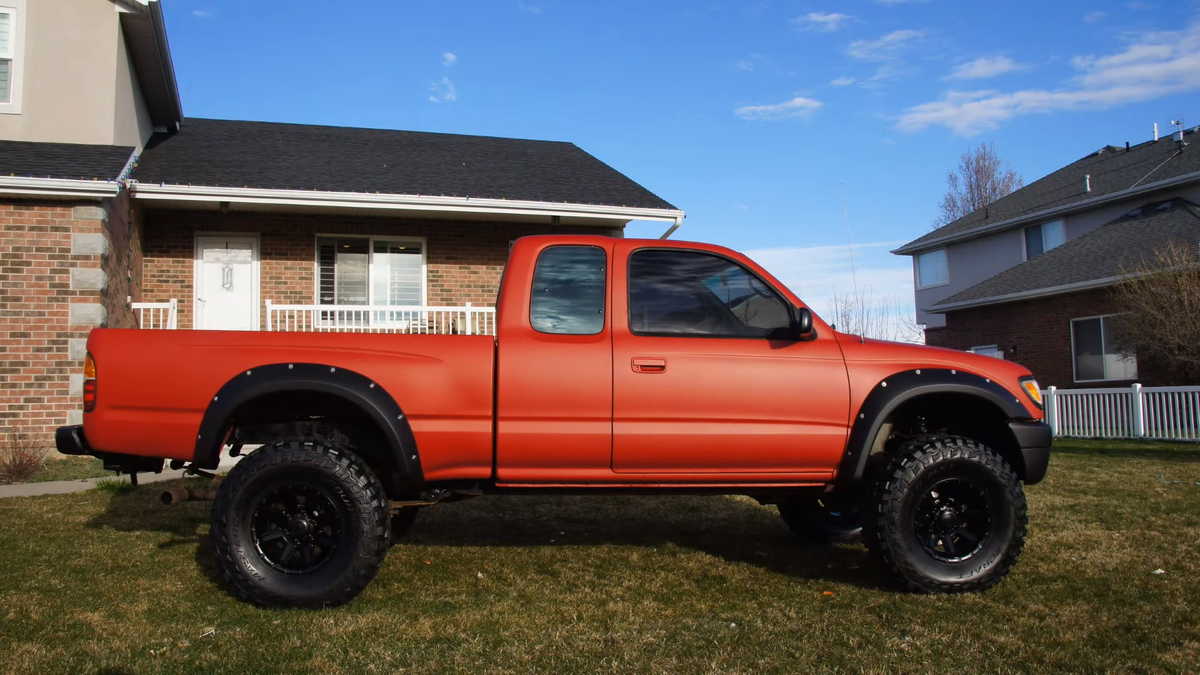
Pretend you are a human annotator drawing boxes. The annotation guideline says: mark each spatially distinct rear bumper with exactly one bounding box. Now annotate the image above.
[55,425,165,475]
[1009,420,1052,485]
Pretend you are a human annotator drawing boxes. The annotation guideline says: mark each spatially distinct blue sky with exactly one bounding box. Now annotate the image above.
[165,0,1200,315]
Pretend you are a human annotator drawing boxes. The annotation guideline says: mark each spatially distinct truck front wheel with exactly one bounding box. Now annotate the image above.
[863,435,1027,593]
[211,439,391,608]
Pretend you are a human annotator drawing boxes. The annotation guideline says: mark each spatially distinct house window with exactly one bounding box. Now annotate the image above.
[1024,220,1064,259]
[1072,315,1137,382]
[316,237,425,307]
[970,345,1004,359]
[916,249,948,288]
[0,2,23,112]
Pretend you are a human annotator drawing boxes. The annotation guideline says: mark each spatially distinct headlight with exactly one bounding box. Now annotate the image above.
[1019,377,1043,410]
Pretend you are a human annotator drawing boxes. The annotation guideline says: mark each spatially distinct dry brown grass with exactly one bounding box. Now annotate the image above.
[0,439,1197,674]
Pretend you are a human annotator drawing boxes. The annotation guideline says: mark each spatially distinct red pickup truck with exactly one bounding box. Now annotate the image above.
[58,235,1051,608]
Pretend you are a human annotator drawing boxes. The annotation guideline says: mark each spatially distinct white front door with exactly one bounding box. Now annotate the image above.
[195,235,258,330]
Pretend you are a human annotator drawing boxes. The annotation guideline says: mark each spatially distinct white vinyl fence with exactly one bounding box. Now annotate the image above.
[1044,384,1200,441]
[265,301,496,336]
[131,300,178,329]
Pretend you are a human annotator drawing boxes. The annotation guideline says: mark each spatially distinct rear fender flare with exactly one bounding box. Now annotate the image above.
[192,363,421,486]
[838,368,1032,486]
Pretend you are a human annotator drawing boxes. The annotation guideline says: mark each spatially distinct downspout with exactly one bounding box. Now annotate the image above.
[659,214,683,239]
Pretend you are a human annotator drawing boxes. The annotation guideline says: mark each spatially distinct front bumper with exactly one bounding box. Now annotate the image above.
[55,425,165,475]
[1009,420,1052,485]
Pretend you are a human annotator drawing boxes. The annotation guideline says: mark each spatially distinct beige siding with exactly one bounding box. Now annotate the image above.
[0,0,153,148]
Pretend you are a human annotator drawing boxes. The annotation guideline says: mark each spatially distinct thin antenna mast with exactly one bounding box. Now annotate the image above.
[841,183,859,300]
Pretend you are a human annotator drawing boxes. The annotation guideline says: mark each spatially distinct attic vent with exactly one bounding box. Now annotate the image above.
[1125,208,1143,219]
[1156,201,1174,212]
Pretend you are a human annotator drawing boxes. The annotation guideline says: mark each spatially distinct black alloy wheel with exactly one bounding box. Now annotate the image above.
[863,435,1027,594]
[211,439,391,608]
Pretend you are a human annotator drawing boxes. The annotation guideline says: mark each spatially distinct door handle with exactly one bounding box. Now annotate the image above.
[631,358,666,374]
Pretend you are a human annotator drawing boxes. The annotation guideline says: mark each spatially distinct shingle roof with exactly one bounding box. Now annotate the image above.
[930,198,1200,311]
[898,128,1200,253]
[0,140,135,181]
[132,118,678,211]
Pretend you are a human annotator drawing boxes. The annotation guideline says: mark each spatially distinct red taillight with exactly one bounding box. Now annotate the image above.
[83,354,97,413]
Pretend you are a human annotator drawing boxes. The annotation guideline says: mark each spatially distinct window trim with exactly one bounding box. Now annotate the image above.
[528,244,608,336]
[1022,219,1065,261]
[0,0,25,114]
[625,247,801,341]
[312,234,428,307]
[1070,313,1138,383]
[915,248,949,289]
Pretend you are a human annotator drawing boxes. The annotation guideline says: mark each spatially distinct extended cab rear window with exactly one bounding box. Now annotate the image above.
[529,245,607,335]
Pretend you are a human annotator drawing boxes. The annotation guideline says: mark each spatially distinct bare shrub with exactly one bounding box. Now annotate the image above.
[0,429,49,485]
[826,288,925,343]
[1109,241,1200,380]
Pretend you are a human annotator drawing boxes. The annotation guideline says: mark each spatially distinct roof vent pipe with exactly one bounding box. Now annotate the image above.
[1085,175,1091,193]
[1154,123,1159,141]
[1126,141,1130,150]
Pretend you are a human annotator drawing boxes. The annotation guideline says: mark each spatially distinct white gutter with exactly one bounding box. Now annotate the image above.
[0,176,122,198]
[659,214,684,239]
[130,182,685,224]
[927,275,1124,313]
[894,169,1200,255]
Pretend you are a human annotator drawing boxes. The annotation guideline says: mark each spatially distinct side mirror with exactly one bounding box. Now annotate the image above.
[793,307,814,340]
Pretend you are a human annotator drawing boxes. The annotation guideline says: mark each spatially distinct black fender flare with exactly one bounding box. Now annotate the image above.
[837,368,1033,486]
[192,363,422,487]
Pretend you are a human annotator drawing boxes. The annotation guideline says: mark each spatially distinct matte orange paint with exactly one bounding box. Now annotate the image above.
[81,235,1041,490]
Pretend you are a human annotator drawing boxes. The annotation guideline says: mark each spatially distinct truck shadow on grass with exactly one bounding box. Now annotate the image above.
[87,487,887,593]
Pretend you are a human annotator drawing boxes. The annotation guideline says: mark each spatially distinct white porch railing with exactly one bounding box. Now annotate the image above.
[265,301,496,336]
[132,300,178,329]
[1044,384,1200,441]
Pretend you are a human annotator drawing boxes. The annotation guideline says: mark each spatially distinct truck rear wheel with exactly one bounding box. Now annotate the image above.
[863,435,1027,593]
[211,439,391,608]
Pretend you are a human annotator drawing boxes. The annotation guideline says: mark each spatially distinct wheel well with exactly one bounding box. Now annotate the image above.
[876,393,1028,480]
[223,390,410,498]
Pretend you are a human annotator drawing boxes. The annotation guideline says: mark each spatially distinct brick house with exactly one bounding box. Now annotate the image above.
[0,0,683,443]
[894,127,1200,388]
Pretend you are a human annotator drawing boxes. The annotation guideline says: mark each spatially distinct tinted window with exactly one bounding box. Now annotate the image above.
[530,246,606,335]
[628,249,792,339]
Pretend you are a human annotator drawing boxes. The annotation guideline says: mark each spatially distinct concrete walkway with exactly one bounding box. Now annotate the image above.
[0,455,243,499]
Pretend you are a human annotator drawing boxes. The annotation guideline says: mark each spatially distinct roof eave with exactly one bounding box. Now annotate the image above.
[128,182,687,223]
[893,169,1200,256]
[927,275,1125,313]
[0,176,123,199]
[120,1,183,132]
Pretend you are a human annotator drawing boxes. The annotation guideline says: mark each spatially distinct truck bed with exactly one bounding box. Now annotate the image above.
[83,329,496,481]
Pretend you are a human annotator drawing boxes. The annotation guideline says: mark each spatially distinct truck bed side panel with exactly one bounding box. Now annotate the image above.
[83,330,495,481]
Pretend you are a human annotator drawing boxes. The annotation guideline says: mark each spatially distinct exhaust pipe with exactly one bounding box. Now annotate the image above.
[160,488,218,505]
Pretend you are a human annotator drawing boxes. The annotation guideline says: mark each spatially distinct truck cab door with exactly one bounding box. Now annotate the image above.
[611,243,850,478]
[495,241,614,483]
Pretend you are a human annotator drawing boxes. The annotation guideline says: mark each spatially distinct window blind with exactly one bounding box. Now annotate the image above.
[0,12,10,104]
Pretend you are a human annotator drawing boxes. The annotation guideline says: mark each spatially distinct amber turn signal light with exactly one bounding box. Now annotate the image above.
[1019,378,1043,409]
[83,354,97,413]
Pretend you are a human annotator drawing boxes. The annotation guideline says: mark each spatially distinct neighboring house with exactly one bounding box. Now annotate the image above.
[895,127,1200,388]
[0,0,683,443]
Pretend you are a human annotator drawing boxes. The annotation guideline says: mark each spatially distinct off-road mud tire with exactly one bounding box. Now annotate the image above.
[863,435,1027,593]
[211,439,391,608]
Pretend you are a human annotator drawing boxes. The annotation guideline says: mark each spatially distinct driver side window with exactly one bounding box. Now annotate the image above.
[628,249,793,339]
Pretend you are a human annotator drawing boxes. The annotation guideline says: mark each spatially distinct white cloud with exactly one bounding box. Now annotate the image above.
[442,52,458,67]
[1084,11,1107,23]
[735,96,823,121]
[192,9,211,17]
[732,204,750,210]
[830,76,856,87]
[794,12,852,31]
[745,241,914,326]
[735,61,756,71]
[847,30,925,60]
[517,1,542,14]
[429,76,457,103]
[945,56,1029,80]
[896,21,1200,136]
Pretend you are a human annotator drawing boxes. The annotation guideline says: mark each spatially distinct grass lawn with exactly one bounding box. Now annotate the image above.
[0,439,1197,674]
[24,456,110,484]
